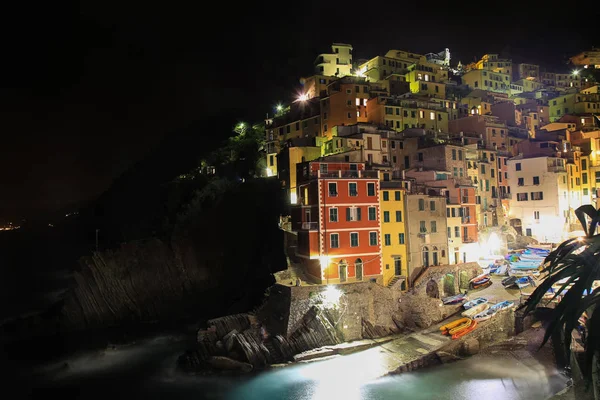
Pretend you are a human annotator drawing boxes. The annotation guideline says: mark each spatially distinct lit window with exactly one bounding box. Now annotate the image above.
[430,112,435,120]
[356,98,361,106]
[357,111,360,117]
[419,110,425,118]
[424,74,429,82]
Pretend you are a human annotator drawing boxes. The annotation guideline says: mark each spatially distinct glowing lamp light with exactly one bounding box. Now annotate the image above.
[265,168,272,177]
[276,104,283,112]
[572,69,579,76]
[295,93,309,103]
[486,232,501,255]
[319,255,330,269]
[321,285,343,308]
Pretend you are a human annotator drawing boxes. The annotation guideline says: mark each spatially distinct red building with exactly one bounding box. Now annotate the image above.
[292,161,382,284]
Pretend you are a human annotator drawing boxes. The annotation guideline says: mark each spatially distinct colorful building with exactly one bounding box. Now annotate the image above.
[367,95,451,133]
[320,76,370,139]
[314,43,353,77]
[293,161,382,284]
[379,182,408,287]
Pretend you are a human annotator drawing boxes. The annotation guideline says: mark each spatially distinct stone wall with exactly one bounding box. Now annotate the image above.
[258,282,404,342]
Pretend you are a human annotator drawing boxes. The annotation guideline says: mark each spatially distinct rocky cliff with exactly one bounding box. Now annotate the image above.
[1,179,287,338]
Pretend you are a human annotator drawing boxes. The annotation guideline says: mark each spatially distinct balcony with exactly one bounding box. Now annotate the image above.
[547,165,566,173]
[301,222,319,230]
[463,237,475,243]
[501,192,512,199]
[308,170,379,179]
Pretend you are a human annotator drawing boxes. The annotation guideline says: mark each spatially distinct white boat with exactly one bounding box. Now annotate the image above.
[462,303,490,318]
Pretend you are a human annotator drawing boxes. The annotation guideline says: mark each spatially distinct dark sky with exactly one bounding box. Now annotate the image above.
[0,1,597,221]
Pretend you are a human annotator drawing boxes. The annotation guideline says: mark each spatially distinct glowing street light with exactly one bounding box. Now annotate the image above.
[320,285,342,308]
[572,69,579,76]
[295,92,309,103]
[275,104,283,112]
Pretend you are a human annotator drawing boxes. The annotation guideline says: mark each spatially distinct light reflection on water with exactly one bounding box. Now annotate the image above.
[42,334,567,400]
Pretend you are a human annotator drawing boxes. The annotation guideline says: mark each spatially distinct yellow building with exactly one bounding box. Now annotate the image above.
[366,95,451,133]
[380,182,408,287]
[409,80,446,99]
[549,92,600,121]
[277,144,322,204]
[314,43,353,77]
[475,54,513,76]
[461,69,511,93]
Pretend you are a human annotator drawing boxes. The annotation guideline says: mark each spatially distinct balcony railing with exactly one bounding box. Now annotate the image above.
[501,192,512,199]
[461,216,473,224]
[547,165,566,173]
[301,222,318,230]
[463,237,475,243]
[308,170,379,179]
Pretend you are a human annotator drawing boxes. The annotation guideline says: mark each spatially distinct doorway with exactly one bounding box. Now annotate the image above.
[394,257,402,275]
[355,259,363,281]
[339,261,347,283]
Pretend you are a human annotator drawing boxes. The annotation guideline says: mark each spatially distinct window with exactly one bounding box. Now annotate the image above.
[419,110,425,118]
[395,191,401,201]
[384,234,391,246]
[533,176,540,185]
[584,188,589,195]
[517,193,528,201]
[383,191,389,201]
[367,182,375,196]
[368,207,377,221]
[430,221,437,233]
[534,211,540,220]
[329,182,337,196]
[399,233,405,244]
[396,211,402,222]
[526,228,532,237]
[491,169,495,178]
[582,159,587,170]
[458,150,463,161]
[418,152,424,161]
[350,233,359,247]
[516,163,522,171]
[452,149,457,160]
[454,226,460,237]
[384,211,390,222]
[347,207,362,221]
[420,221,427,233]
[447,208,450,217]
[329,208,338,222]
[430,112,435,120]
[330,234,339,248]
[576,177,581,186]
[430,201,436,211]
[418,199,425,210]
[531,191,543,200]
[369,232,378,246]
[481,165,486,174]
[349,182,358,196]
[518,178,524,186]
[447,227,452,238]
[596,171,600,183]
[583,173,588,185]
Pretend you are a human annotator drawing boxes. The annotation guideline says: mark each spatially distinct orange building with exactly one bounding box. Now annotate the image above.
[292,161,382,284]
[320,76,370,139]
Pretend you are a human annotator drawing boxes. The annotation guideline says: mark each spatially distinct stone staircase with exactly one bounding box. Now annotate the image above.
[386,275,401,288]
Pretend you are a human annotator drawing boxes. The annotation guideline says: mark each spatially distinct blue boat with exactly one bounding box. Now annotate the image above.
[442,293,468,305]
[463,297,488,310]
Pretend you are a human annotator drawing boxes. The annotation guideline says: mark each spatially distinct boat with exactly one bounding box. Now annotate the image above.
[473,300,515,321]
[463,297,488,310]
[516,276,536,289]
[471,279,492,290]
[502,276,518,287]
[440,317,470,334]
[442,293,468,305]
[452,319,478,340]
[490,264,508,275]
[462,303,489,318]
[470,273,490,283]
[448,318,473,336]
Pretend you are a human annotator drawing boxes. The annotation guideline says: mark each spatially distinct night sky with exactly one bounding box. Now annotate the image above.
[0,1,596,221]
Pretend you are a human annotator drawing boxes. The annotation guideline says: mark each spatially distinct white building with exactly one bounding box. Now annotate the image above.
[314,43,353,77]
[507,156,569,242]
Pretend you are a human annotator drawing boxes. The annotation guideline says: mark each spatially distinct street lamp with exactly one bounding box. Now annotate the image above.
[295,92,309,103]
[276,104,283,113]
[572,69,579,76]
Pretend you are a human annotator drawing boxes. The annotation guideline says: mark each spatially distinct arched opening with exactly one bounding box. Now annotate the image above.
[426,279,439,298]
[355,258,363,281]
[459,270,470,290]
[422,246,430,267]
[432,246,439,266]
[442,273,456,296]
[339,260,347,283]
[510,218,523,236]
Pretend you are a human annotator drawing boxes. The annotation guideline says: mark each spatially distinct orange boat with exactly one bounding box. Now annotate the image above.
[440,318,470,335]
[452,319,478,340]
